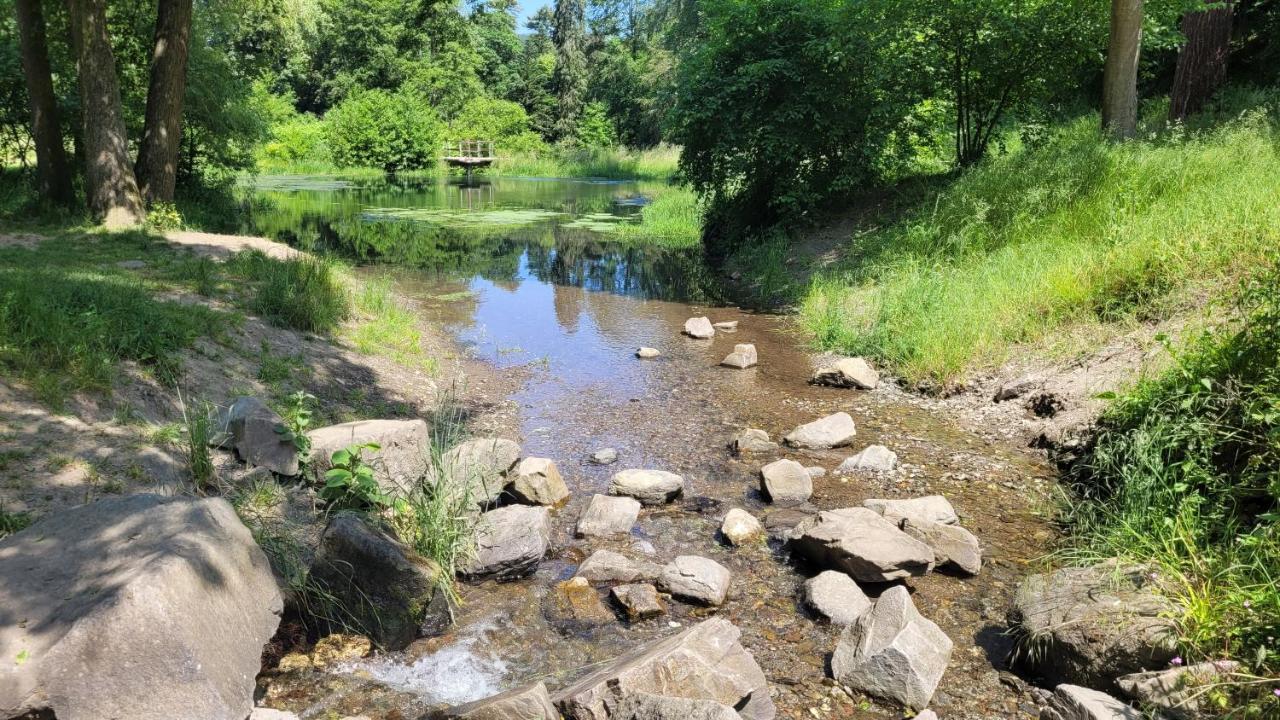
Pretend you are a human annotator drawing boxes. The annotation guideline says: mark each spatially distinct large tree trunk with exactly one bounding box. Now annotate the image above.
[1169,0,1233,121]
[14,0,74,206]
[135,0,193,204]
[1102,0,1143,139]
[65,0,144,227]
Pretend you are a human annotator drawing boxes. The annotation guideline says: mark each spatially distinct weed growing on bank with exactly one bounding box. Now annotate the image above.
[345,274,436,373]
[227,251,351,333]
[802,95,1280,385]
[489,145,680,181]
[615,186,703,248]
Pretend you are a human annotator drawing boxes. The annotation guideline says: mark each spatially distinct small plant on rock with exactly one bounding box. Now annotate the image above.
[275,390,316,462]
[321,442,389,511]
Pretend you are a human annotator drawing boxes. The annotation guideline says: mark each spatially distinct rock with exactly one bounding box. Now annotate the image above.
[862,495,959,525]
[0,494,282,720]
[993,376,1039,403]
[310,633,372,667]
[611,583,666,620]
[507,457,570,506]
[759,458,813,507]
[805,466,826,479]
[250,709,301,720]
[308,419,431,497]
[900,518,981,575]
[612,692,739,720]
[811,357,880,390]
[720,508,763,545]
[658,555,732,606]
[831,585,953,711]
[787,508,935,582]
[712,320,739,331]
[576,549,662,584]
[310,511,447,649]
[440,682,560,720]
[733,429,778,454]
[802,570,872,625]
[836,445,898,474]
[553,617,774,720]
[763,507,818,538]
[591,448,620,465]
[1115,661,1237,719]
[460,505,551,580]
[683,316,716,339]
[1009,563,1178,690]
[442,437,522,507]
[546,577,615,628]
[1041,684,1142,720]
[576,494,642,537]
[784,412,857,449]
[914,712,938,720]
[609,469,685,505]
[636,347,661,359]
[720,343,758,369]
[212,396,300,476]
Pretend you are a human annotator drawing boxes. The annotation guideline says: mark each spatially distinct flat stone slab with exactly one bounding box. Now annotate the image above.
[760,458,813,506]
[787,508,934,582]
[803,570,871,625]
[609,469,686,505]
[811,357,879,389]
[460,505,551,580]
[591,448,619,465]
[658,555,732,606]
[507,457,570,506]
[576,494,642,537]
[784,412,856,449]
[720,508,763,546]
[862,495,958,525]
[683,316,715,339]
[611,583,666,620]
[576,549,662,584]
[442,682,560,720]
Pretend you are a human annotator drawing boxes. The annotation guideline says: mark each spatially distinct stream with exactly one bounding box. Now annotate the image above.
[244,174,1058,719]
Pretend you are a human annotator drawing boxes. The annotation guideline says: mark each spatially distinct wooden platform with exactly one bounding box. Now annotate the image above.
[442,140,497,181]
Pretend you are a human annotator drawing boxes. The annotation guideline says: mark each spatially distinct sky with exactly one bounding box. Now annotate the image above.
[516,0,551,28]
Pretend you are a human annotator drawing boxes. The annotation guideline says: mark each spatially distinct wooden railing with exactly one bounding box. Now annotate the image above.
[442,140,496,160]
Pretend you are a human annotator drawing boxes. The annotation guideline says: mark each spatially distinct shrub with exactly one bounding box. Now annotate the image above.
[449,96,545,153]
[261,113,329,166]
[325,89,443,172]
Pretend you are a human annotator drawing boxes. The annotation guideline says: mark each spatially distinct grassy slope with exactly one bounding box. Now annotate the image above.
[800,93,1280,386]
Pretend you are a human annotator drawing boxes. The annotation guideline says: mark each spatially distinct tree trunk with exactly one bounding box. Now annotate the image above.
[14,0,74,206]
[1169,0,1233,121]
[1102,0,1143,139]
[135,0,193,204]
[65,0,144,227]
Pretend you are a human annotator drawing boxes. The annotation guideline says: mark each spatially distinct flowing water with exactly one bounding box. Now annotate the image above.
[246,175,1057,719]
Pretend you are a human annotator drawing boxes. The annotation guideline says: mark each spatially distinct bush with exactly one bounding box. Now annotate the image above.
[324,90,443,172]
[260,113,329,167]
[448,96,545,153]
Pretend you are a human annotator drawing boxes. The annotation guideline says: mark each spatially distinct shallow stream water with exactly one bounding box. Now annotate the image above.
[246,175,1058,719]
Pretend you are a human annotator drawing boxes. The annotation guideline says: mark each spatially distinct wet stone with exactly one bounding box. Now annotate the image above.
[811,357,880,390]
[787,508,934,582]
[575,549,662,584]
[713,320,739,331]
[310,633,372,667]
[683,316,716,339]
[507,457,570,506]
[611,583,665,620]
[636,347,661,359]
[609,469,685,505]
[863,495,959,525]
[546,577,615,628]
[459,504,551,580]
[784,412,857,449]
[576,494,642,537]
[720,343,758,369]
[760,458,813,507]
[658,555,732,606]
[900,517,982,575]
[591,448,619,465]
[612,692,739,720]
[440,681,560,720]
[802,570,871,625]
[733,429,778,454]
[720,508,763,546]
[836,444,898,474]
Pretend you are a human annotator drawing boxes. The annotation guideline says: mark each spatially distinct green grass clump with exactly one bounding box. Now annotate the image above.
[345,275,436,372]
[0,504,32,539]
[801,96,1280,385]
[1061,265,1280,711]
[614,186,703,248]
[227,251,350,333]
[492,144,680,181]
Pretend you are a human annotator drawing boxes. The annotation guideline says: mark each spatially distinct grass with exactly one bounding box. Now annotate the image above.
[1059,264,1280,714]
[183,396,216,492]
[613,186,703,248]
[481,144,680,181]
[800,91,1280,386]
[0,504,32,539]
[226,251,351,333]
[344,274,437,373]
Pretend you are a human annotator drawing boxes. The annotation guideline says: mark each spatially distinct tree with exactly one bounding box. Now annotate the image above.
[13,0,73,205]
[1102,0,1143,139]
[135,0,194,204]
[325,88,442,172]
[65,0,144,226]
[1169,0,1233,121]
[551,0,587,140]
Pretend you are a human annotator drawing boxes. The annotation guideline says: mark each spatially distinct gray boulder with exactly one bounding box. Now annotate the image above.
[554,617,774,720]
[836,445,898,474]
[213,396,300,476]
[439,682,560,720]
[310,511,448,650]
[658,555,732,606]
[609,469,685,505]
[784,412,857,449]
[507,457,570,506]
[760,458,813,506]
[811,357,880,390]
[460,505,551,580]
[443,437,522,507]
[683,317,716,339]
[733,429,779,454]
[612,692,739,720]
[611,583,666,620]
[787,508,934,582]
[720,343,758,369]
[831,585,953,711]
[1041,684,1142,720]
[1009,563,1178,690]
[803,570,871,625]
[308,419,430,497]
[0,495,282,720]
[862,496,959,525]
[592,448,620,465]
[1115,661,1237,719]
[900,518,981,575]
[576,549,662,584]
[720,508,763,546]
[577,494,642,537]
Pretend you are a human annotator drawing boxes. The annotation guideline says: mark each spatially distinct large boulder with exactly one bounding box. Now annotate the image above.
[862,496,958,525]
[1040,684,1142,720]
[759,459,813,507]
[1008,563,1178,690]
[0,494,282,720]
[554,617,774,720]
[213,396,300,476]
[900,518,981,575]
[612,692,739,720]
[577,494,642,537]
[657,555,732,606]
[308,419,431,497]
[507,457,570,506]
[811,358,880,390]
[836,445,898,474]
[784,412,856,449]
[1115,661,1237,719]
[459,505,551,580]
[787,508,935,582]
[831,585,953,711]
[609,469,685,506]
[802,570,871,625]
[683,317,716,339]
[576,549,662,584]
[438,682,560,720]
[442,437,522,507]
[310,511,448,650]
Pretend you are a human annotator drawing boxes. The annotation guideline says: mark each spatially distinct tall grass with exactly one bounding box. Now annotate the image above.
[801,96,1280,385]
[344,274,436,372]
[614,185,703,248]
[491,145,680,181]
[227,250,351,333]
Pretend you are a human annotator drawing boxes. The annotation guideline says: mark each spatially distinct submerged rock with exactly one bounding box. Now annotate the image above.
[576,549,662,584]
[683,316,716,339]
[576,494,642,537]
[862,495,959,525]
[310,511,447,650]
[308,419,431,497]
[460,505,551,580]
[443,437,522,507]
[1040,684,1142,720]
[811,357,880,390]
[732,429,778,454]
[720,508,763,546]
[591,448,620,465]
[658,555,732,606]
[720,343,758,369]
[803,570,872,625]
[213,396,300,476]
[507,457,570,506]
[900,517,981,575]
[546,577,616,629]
[611,583,666,620]
[636,347,661,359]
[0,495,282,720]
[713,320,739,331]
[784,412,857,449]
[836,445,898,474]
[760,458,813,507]
[438,682,560,720]
[787,508,934,582]
[1115,660,1237,719]
[553,617,774,720]
[612,692,739,720]
[609,469,685,505]
[831,585,953,711]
